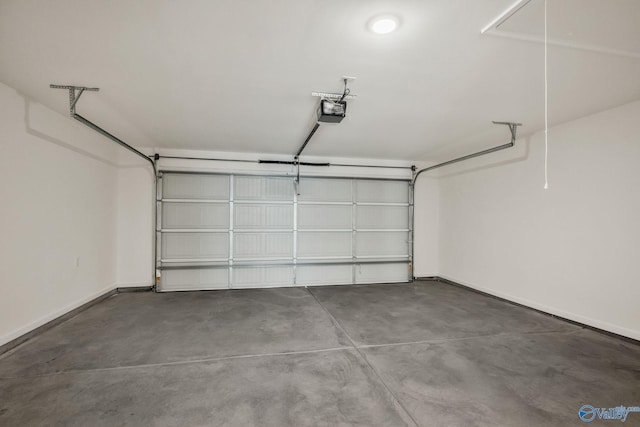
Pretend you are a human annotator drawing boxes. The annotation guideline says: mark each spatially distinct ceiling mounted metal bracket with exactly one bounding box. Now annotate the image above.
[492,121,522,144]
[311,92,357,100]
[312,76,358,100]
[50,83,154,172]
[50,84,99,116]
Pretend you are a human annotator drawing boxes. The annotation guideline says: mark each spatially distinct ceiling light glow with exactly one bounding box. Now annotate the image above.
[369,15,399,34]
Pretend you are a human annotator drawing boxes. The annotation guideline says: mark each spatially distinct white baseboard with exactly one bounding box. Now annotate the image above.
[438,274,640,342]
[0,284,116,348]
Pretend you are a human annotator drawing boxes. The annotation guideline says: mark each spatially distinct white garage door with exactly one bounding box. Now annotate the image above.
[156,172,412,291]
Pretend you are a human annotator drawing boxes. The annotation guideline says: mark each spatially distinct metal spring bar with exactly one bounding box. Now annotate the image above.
[410,121,521,281]
[412,121,521,184]
[50,84,156,175]
[51,84,158,290]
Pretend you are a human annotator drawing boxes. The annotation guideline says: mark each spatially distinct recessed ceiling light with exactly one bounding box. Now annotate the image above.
[369,15,399,35]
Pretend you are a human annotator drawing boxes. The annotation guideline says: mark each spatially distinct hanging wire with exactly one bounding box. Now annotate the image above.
[544,0,549,190]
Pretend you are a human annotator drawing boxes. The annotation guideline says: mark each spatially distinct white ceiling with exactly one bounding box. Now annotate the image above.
[1,0,638,162]
[498,0,640,56]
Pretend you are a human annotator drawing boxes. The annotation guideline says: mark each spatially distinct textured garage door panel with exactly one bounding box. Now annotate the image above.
[158,173,411,291]
[298,205,352,230]
[356,180,409,204]
[355,231,409,258]
[234,176,293,201]
[297,264,353,286]
[297,231,352,258]
[356,263,410,284]
[232,266,294,288]
[297,178,352,202]
[356,205,409,230]
[234,204,293,230]
[163,174,229,200]
[162,202,229,229]
[161,232,229,261]
[234,232,293,260]
[162,268,228,291]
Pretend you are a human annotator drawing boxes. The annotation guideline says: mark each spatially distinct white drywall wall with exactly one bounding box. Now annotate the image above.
[115,157,154,288]
[436,100,640,340]
[413,176,439,277]
[0,82,119,346]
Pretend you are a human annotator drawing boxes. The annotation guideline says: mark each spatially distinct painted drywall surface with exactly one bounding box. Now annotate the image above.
[413,176,439,277]
[437,100,640,340]
[0,82,119,346]
[115,153,154,288]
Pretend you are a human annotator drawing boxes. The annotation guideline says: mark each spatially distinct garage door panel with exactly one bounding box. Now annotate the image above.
[163,174,229,200]
[234,204,293,230]
[356,180,409,203]
[161,268,228,291]
[356,205,408,230]
[356,263,409,284]
[159,173,411,290]
[162,202,229,229]
[297,178,352,202]
[298,205,352,230]
[297,265,353,286]
[297,231,352,258]
[232,267,294,288]
[234,232,293,259]
[355,231,409,257]
[161,232,229,260]
[234,176,294,201]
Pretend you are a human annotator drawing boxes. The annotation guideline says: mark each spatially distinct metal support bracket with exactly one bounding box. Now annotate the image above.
[50,84,99,116]
[50,83,155,174]
[492,121,521,145]
[312,76,358,100]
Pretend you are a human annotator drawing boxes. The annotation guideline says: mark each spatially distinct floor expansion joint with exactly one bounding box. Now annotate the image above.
[306,287,422,427]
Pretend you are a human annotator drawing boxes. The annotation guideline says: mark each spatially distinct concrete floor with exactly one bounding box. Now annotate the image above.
[1,281,639,426]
